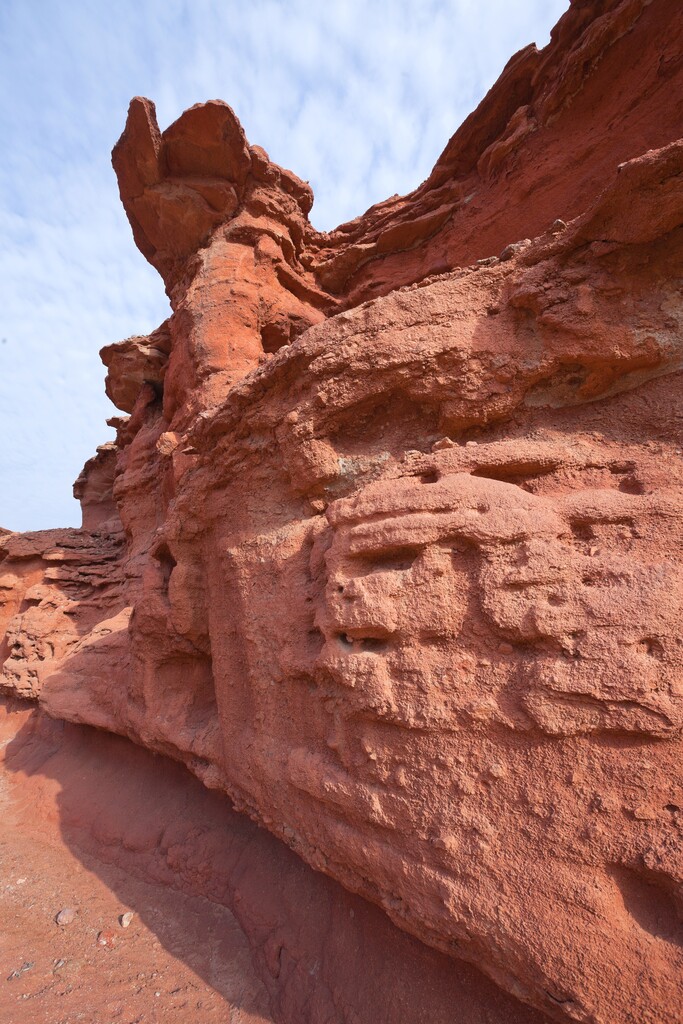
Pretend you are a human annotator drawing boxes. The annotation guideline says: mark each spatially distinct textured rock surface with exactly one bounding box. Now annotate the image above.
[0,696,549,1024]
[2,1,683,1022]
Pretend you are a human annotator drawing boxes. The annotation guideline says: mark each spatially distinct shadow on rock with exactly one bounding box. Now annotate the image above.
[0,696,552,1024]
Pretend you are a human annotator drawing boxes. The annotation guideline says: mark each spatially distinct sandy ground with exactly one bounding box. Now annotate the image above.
[0,702,273,1024]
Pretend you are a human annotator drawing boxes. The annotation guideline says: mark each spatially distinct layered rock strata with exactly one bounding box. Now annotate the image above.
[2,2,682,1022]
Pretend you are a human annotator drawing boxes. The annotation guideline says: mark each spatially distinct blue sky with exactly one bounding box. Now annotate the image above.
[0,0,569,531]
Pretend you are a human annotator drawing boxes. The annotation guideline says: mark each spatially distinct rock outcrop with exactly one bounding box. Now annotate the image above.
[2,2,682,1022]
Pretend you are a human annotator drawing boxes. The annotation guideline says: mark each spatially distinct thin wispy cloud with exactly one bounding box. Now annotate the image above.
[0,0,569,531]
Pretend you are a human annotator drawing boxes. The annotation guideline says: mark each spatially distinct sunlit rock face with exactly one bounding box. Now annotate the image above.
[2,2,683,1021]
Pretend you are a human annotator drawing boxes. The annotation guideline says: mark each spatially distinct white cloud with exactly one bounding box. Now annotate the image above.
[0,0,569,531]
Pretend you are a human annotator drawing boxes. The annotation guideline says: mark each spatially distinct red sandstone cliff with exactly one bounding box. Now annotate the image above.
[2,2,683,1022]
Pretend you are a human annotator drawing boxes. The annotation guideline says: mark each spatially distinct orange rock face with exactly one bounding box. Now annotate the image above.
[2,2,683,1022]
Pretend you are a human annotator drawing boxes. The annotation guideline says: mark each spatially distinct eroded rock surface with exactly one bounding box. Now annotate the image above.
[0,696,551,1024]
[2,2,683,1021]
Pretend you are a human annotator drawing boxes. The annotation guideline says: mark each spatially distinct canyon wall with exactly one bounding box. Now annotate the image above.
[2,1,682,1021]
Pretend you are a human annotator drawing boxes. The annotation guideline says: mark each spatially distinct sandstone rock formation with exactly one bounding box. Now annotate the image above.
[0,697,552,1024]
[2,1,682,1021]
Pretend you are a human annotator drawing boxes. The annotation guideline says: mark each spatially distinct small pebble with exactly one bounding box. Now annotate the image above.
[7,961,34,982]
[499,238,531,261]
[56,907,77,926]
[119,911,135,928]
[97,929,116,950]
